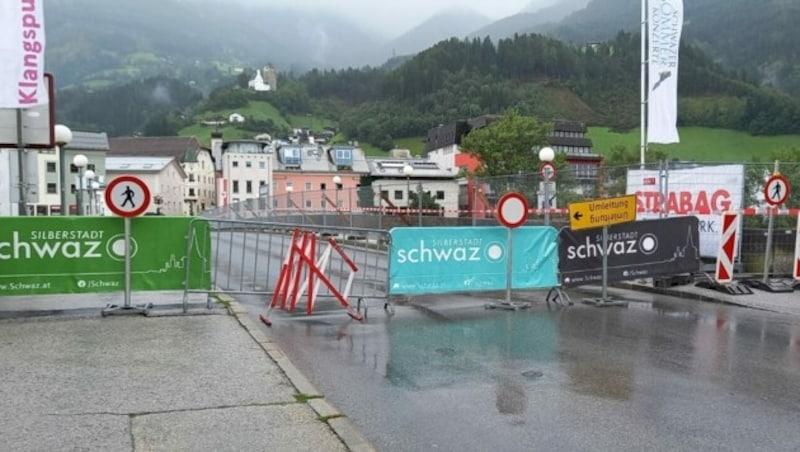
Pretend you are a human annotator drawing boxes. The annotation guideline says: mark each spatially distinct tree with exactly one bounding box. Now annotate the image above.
[460,109,551,177]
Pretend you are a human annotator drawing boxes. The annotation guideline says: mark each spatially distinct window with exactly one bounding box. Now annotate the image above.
[305,182,312,190]
[436,191,445,200]
[380,190,388,199]
[320,183,327,190]
[46,162,56,173]
[259,161,266,169]
[47,183,56,194]
[246,161,252,168]
[189,188,196,196]
[394,190,403,200]
[232,161,239,168]
[232,180,239,194]
[246,181,252,194]
[305,200,312,208]
[188,174,195,182]
[286,182,293,190]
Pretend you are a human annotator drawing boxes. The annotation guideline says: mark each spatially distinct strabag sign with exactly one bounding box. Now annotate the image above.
[559,217,700,286]
[627,164,744,257]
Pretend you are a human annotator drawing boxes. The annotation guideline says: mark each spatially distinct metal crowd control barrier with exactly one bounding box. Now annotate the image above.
[182,218,391,316]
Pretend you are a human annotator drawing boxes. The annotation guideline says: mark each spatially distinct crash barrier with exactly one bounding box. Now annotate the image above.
[259,229,364,326]
[0,216,211,297]
[182,218,391,317]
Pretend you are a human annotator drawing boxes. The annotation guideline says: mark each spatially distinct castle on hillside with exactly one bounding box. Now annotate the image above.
[248,63,278,92]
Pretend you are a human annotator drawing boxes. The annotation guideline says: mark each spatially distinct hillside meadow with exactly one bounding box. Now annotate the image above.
[179,99,799,161]
[587,127,800,162]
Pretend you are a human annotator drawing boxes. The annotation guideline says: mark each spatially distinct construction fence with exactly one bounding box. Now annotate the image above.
[203,161,800,277]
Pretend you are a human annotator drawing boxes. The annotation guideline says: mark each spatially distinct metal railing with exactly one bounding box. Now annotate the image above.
[183,218,391,312]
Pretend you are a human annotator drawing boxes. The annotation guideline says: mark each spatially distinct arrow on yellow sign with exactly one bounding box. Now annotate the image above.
[568,194,637,231]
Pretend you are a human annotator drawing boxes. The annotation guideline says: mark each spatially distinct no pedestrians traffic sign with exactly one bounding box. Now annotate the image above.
[105,176,151,218]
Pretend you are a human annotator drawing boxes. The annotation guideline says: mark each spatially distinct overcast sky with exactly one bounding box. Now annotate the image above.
[239,0,552,37]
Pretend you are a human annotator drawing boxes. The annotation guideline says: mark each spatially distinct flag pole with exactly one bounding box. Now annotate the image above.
[640,0,648,169]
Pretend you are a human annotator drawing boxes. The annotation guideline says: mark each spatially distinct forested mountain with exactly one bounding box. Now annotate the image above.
[537,0,800,97]
[44,0,381,89]
[301,32,800,147]
[383,10,493,58]
[45,0,800,99]
[467,0,590,41]
[57,28,800,143]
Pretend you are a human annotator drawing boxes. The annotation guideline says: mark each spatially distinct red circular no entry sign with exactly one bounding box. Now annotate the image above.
[496,192,529,228]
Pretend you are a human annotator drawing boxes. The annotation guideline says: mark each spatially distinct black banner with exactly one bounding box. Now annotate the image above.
[558,216,700,286]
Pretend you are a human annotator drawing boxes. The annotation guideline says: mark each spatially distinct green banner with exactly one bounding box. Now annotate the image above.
[0,217,211,295]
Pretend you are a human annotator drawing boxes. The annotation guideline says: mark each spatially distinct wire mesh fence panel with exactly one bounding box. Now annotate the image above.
[183,219,391,307]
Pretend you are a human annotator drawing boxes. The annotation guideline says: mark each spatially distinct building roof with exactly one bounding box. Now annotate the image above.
[106,156,181,174]
[108,136,206,162]
[66,131,109,150]
[548,136,593,147]
[553,120,587,133]
[367,159,454,179]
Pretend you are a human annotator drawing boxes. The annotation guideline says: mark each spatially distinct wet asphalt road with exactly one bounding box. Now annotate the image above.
[235,290,800,451]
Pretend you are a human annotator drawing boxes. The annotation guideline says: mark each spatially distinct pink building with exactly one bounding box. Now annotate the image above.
[272,144,370,214]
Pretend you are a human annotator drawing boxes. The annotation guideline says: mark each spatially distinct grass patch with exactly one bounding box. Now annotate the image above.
[197,101,291,128]
[179,123,255,146]
[587,126,800,162]
[294,393,323,403]
[318,414,345,423]
[393,136,427,156]
[286,114,337,131]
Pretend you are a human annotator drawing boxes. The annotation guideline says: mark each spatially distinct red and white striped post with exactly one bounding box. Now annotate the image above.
[794,215,800,281]
[715,212,740,284]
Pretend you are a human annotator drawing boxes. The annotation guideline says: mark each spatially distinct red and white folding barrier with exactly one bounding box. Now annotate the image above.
[794,215,800,281]
[714,212,740,283]
[260,229,362,326]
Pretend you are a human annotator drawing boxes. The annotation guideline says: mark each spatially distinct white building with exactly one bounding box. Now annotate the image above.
[217,139,274,208]
[106,156,187,215]
[248,70,271,92]
[367,159,459,217]
[108,136,216,215]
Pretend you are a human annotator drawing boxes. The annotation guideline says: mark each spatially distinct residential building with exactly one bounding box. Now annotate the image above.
[367,159,458,217]
[106,156,186,215]
[28,131,108,216]
[425,117,602,180]
[108,136,216,215]
[217,139,274,209]
[271,143,370,213]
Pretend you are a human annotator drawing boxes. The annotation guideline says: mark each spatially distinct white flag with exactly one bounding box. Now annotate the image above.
[0,0,48,108]
[647,0,683,144]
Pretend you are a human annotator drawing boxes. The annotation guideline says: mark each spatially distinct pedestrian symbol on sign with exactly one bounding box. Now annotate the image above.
[122,185,136,208]
[764,174,790,207]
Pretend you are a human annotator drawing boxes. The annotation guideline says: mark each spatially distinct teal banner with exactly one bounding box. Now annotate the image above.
[389,226,558,295]
[0,217,211,295]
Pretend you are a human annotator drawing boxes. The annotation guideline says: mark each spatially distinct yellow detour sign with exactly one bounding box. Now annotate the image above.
[569,194,637,231]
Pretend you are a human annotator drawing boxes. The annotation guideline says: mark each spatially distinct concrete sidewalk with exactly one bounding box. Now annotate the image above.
[0,292,374,452]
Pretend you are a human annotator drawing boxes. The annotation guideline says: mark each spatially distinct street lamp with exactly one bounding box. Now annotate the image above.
[538,146,555,226]
[332,175,342,209]
[83,169,95,215]
[72,153,88,216]
[402,163,413,212]
[54,124,72,216]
